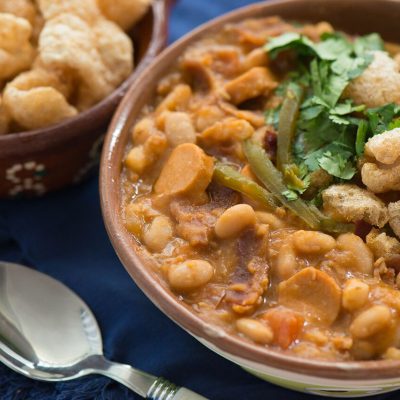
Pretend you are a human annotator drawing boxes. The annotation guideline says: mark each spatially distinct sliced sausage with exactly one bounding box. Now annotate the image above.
[154,143,214,196]
[278,267,341,325]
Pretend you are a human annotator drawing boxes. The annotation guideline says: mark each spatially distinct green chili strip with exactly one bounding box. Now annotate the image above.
[277,83,304,172]
[310,206,355,234]
[356,119,369,156]
[244,140,321,229]
[213,163,277,211]
[244,140,354,233]
[319,217,355,234]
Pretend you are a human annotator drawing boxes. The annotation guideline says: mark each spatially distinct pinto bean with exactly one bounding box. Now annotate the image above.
[342,279,369,312]
[168,259,214,292]
[382,347,400,360]
[337,233,374,275]
[125,132,167,174]
[200,117,254,145]
[255,211,285,230]
[143,216,173,253]
[275,239,297,281]
[156,84,192,113]
[125,146,146,174]
[236,318,274,344]
[215,204,256,239]
[125,203,143,236]
[350,305,392,339]
[351,340,376,360]
[194,104,225,131]
[292,230,336,255]
[164,111,197,146]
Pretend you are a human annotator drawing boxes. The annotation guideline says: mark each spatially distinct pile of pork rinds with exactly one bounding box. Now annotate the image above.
[0,0,152,134]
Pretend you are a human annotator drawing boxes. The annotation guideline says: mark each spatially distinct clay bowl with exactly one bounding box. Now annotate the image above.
[101,0,400,397]
[0,0,170,198]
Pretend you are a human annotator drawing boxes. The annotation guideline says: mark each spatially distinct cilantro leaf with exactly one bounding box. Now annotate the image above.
[284,163,311,194]
[264,32,315,58]
[301,105,324,120]
[388,118,400,130]
[314,36,352,60]
[321,73,349,107]
[328,101,365,125]
[354,33,384,56]
[366,103,400,135]
[282,189,299,201]
[299,111,342,153]
[308,59,348,108]
[329,114,350,125]
[331,53,374,80]
[266,32,357,62]
[318,151,356,180]
[265,32,303,51]
[331,101,365,115]
[310,58,323,97]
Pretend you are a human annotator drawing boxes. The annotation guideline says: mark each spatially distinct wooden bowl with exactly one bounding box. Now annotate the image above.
[0,0,170,198]
[101,0,400,396]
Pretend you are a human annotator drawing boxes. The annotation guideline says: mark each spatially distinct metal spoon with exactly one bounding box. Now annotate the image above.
[0,261,207,400]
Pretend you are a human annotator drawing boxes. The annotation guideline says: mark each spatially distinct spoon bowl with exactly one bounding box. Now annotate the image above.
[0,262,206,400]
[0,261,102,380]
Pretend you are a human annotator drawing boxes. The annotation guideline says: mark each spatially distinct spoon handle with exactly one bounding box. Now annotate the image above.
[95,357,208,399]
[147,377,208,400]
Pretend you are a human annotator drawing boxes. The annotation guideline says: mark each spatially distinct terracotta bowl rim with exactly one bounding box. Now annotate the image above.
[101,0,400,380]
[0,0,168,147]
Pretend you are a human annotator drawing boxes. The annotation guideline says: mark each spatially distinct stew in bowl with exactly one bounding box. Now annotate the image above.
[119,15,400,363]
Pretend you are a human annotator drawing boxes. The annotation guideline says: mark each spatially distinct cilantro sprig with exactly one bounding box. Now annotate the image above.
[264,30,390,200]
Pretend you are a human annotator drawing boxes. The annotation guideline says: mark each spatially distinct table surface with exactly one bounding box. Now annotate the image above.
[0,1,399,399]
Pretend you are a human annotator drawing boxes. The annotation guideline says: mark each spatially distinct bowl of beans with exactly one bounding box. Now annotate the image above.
[101,0,400,396]
[0,0,170,198]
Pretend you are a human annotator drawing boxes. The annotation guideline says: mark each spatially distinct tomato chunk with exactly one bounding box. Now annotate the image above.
[262,308,304,349]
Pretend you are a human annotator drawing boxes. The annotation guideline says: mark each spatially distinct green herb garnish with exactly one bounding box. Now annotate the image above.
[264,30,390,197]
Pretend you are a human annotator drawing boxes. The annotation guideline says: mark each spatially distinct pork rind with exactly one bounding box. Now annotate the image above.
[38,13,133,110]
[224,67,278,105]
[0,0,46,44]
[365,128,400,165]
[362,128,400,193]
[92,19,134,88]
[36,0,101,23]
[366,228,400,259]
[0,13,35,81]
[0,0,36,25]
[389,201,400,239]
[3,68,77,130]
[7,67,73,98]
[96,0,152,31]
[362,164,400,193]
[31,58,75,98]
[322,184,389,227]
[0,95,10,134]
[344,51,400,108]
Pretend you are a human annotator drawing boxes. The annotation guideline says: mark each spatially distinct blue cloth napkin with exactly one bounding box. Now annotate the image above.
[0,1,399,399]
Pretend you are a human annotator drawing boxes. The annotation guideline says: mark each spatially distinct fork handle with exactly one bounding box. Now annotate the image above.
[147,377,208,400]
